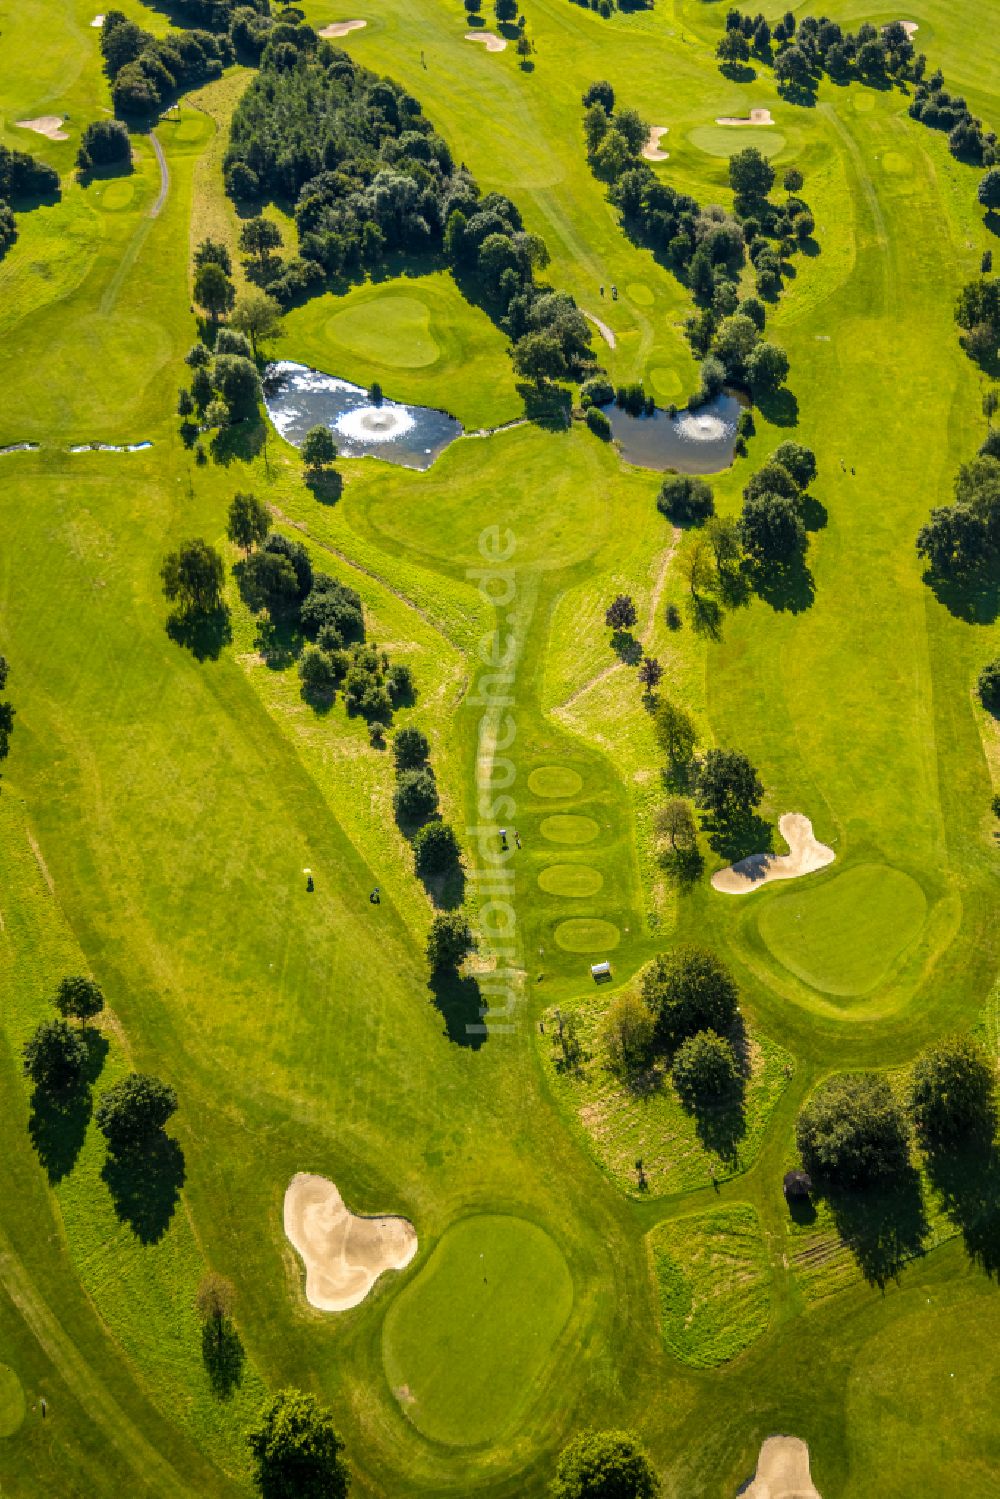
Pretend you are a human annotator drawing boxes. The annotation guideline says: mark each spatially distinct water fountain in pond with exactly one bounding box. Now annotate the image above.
[263,361,463,471]
[598,390,745,474]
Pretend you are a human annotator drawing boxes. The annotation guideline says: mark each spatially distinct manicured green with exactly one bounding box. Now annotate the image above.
[528,765,585,798]
[758,865,928,998]
[538,864,605,898]
[649,1206,771,1368]
[554,917,621,953]
[381,1216,574,1448]
[0,1365,25,1439]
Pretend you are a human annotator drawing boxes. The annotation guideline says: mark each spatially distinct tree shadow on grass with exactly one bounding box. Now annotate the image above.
[27,1030,109,1183]
[427,969,487,1050]
[801,494,828,532]
[659,841,705,890]
[102,1133,186,1244]
[201,1318,246,1400]
[746,552,816,614]
[687,592,724,640]
[419,860,467,912]
[305,469,343,505]
[166,605,232,662]
[754,386,799,427]
[922,567,1000,626]
[611,629,643,664]
[253,612,304,671]
[516,381,572,431]
[210,418,266,467]
[720,62,757,83]
[700,809,773,864]
[925,1139,1000,1276]
[824,1166,929,1288]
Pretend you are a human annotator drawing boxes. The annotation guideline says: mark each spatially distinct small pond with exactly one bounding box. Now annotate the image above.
[263,361,463,470]
[599,390,744,474]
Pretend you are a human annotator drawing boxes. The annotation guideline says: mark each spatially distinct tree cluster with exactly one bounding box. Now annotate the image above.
[76,119,131,174]
[23,975,105,1094]
[739,441,817,567]
[224,29,592,374]
[916,450,1000,582]
[954,275,1000,368]
[795,1036,997,1190]
[0,654,14,766]
[100,9,232,117]
[391,724,461,878]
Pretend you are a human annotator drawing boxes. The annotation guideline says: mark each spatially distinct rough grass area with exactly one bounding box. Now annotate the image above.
[648,1205,771,1368]
[541,991,793,1197]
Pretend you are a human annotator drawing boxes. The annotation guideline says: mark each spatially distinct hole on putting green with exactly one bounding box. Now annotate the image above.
[554,918,621,953]
[381,1214,573,1447]
[528,765,584,799]
[758,863,927,998]
[537,864,604,898]
[540,814,599,845]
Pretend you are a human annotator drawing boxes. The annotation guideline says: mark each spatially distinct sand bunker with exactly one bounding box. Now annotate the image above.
[284,1173,417,1312]
[740,1436,822,1498]
[16,116,68,141]
[91,13,104,24]
[896,20,918,37]
[319,18,366,36]
[712,812,834,895]
[716,108,775,126]
[643,126,670,161]
[465,30,507,51]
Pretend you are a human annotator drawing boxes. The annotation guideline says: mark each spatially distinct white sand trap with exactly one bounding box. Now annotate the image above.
[16,116,68,141]
[91,13,104,25]
[465,30,507,51]
[716,108,775,126]
[711,812,834,895]
[318,18,366,37]
[284,1172,417,1312]
[643,126,670,161]
[896,20,918,37]
[740,1436,822,1498]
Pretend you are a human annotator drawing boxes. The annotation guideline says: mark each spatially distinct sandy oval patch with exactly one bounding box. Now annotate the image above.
[643,126,670,161]
[895,19,918,37]
[528,765,584,799]
[555,917,620,953]
[319,18,366,36]
[716,107,774,126]
[538,864,604,898]
[0,1365,25,1439]
[740,1435,822,1498]
[541,813,599,845]
[16,116,68,141]
[712,812,833,894]
[284,1172,417,1312]
[465,29,506,50]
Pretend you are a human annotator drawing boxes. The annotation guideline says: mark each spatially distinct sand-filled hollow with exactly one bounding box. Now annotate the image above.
[319,18,366,36]
[739,1435,822,1497]
[643,126,670,160]
[284,1172,417,1312]
[712,812,834,894]
[17,116,68,140]
[716,107,774,126]
[466,29,506,50]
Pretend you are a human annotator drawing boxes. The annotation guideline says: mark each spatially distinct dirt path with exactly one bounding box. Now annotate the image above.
[584,311,616,349]
[149,130,168,217]
[554,527,680,715]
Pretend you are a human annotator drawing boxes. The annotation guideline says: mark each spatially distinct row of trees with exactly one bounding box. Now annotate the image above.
[0,142,60,265]
[392,725,463,880]
[916,436,1000,583]
[223,23,593,376]
[0,655,14,768]
[796,1033,997,1189]
[100,9,232,117]
[955,275,1000,369]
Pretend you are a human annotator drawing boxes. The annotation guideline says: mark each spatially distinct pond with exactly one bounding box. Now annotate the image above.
[598,390,744,474]
[263,361,463,470]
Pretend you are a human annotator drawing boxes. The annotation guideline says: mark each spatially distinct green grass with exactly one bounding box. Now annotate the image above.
[687,125,787,158]
[1,0,1000,1492]
[758,864,929,998]
[648,1206,771,1368]
[553,917,621,953]
[0,1365,26,1439]
[381,1215,574,1448]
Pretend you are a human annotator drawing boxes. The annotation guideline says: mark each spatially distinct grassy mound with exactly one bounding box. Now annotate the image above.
[758,864,927,997]
[537,864,604,898]
[649,1206,770,1368]
[554,917,621,953]
[527,765,584,798]
[381,1215,573,1447]
[540,814,600,845]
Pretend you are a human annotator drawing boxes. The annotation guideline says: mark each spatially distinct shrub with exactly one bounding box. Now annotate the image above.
[426,912,473,970]
[95,1072,178,1152]
[601,992,655,1075]
[297,645,337,695]
[657,475,715,526]
[550,1429,660,1499]
[978,657,1000,713]
[393,726,430,769]
[78,118,131,170]
[672,1029,739,1103]
[247,1390,349,1499]
[796,1073,910,1187]
[580,375,614,407]
[586,406,612,440]
[413,821,461,876]
[908,1035,997,1146]
[23,1019,88,1092]
[54,974,105,1025]
[640,946,739,1046]
[386,662,414,700]
[393,767,438,822]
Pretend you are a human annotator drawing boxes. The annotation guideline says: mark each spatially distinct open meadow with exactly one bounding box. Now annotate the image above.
[0,0,999,1494]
